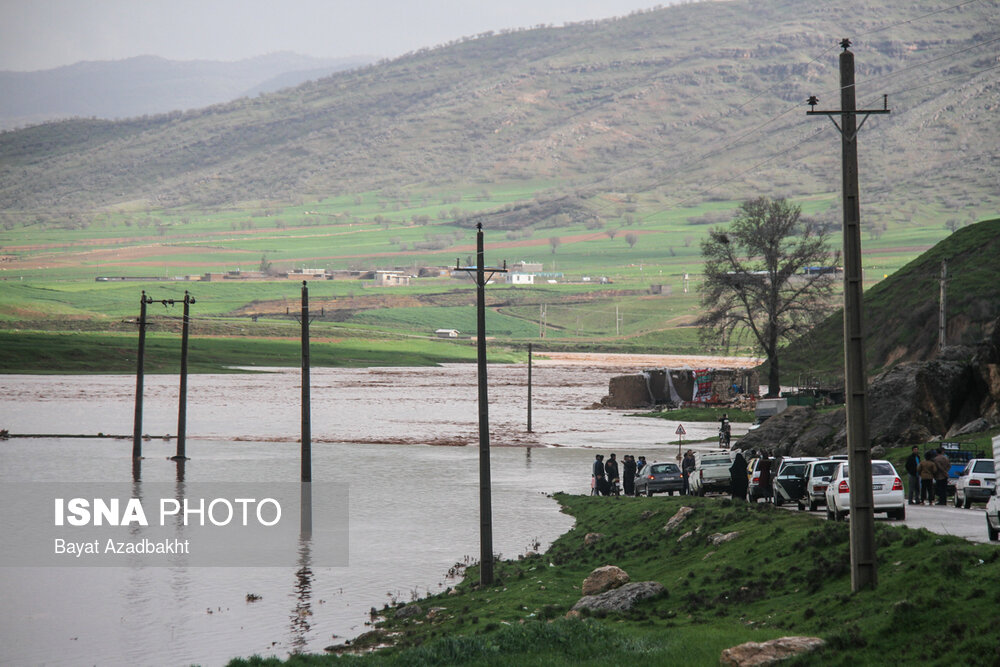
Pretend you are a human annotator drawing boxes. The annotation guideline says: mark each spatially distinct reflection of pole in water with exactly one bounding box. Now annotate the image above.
[289,502,314,653]
[131,456,142,484]
[300,482,312,537]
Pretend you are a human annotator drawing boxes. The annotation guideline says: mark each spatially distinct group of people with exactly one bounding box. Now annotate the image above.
[728,449,771,502]
[905,446,952,505]
[591,453,646,496]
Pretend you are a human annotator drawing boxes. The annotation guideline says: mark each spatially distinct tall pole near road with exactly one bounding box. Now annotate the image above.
[808,40,890,592]
[301,281,312,483]
[456,224,507,587]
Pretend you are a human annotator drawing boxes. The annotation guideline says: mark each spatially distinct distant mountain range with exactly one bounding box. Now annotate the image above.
[0,52,374,130]
[0,0,996,219]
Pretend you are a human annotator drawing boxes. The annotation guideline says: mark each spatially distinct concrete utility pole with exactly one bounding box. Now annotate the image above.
[301,281,312,483]
[456,224,507,587]
[527,343,533,433]
[172,291,195,461]
[132,291,154,459]
[808,39,890,592]
[939,260,948,352]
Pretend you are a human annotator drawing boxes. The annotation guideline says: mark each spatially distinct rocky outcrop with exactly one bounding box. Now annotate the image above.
[571,581,666,613]
[720,636,825,666]
[581,565,629,596]
[662,506,695,534]
[707,531,740,546]
[738,320,1000,454]
[584,532,604,546]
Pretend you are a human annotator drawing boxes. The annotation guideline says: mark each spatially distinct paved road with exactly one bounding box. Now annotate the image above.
[885,501,994,544]
[779,500,995,544]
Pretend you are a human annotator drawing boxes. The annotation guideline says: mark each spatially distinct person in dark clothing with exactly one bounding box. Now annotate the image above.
[605,453,621,496]
[622,455,637,496]
[919,451,938,504]
[730,450,748,501]
[904,446,921,505]
[592,454,607,496]
[758,452,772,502]
[933,448,951,505]
[682,450,696,495]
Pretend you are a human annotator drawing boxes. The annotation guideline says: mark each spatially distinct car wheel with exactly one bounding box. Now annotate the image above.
[835,507,846,522]
[954,490,962,508]
[797,501,805,511]
[988,517,999,542]
[668,491,674,496]
[809,500,818,512]
[826,507,834,521]
[889,507,905,521]
[698,487,705,497]
[646,487,654,497]
[963,493,972,510]
[774,495,783,507]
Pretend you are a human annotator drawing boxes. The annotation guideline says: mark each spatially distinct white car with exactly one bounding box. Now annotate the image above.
[986,485,1000,542]
[824,459,905,521]
[953,458,996,509]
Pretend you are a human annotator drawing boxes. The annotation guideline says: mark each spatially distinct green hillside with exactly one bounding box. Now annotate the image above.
[778,217,1000,381]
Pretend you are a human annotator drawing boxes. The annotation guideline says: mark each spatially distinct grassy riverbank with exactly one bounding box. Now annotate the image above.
[230,493,1000,666]
[0,330,516,373]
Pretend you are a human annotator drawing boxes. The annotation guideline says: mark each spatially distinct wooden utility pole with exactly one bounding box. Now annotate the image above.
[939,260,948,352]
[808,40,890,592]
[527,343,533,433]
[173,291,195,461]
[301,281,312,483]
[132,291,153,459]
[456,224,506,586]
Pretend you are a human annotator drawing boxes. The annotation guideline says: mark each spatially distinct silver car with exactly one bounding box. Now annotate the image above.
[635,462,684,497]
[953,458,996,508]
[797,459,841,511]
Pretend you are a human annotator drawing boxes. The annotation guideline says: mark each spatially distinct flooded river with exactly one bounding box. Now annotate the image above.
[0,361,734,666]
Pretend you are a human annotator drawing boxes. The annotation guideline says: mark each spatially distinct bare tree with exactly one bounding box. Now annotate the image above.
[625,232,638,248]
[548,236,561,254]
[697,197,839,397]
[606,229,618,240]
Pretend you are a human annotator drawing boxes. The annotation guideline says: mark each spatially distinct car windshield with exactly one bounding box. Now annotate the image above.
[780,464,806,477]
[650,464,679,474]
[973,460,995,474]
[812,462,839,477]
[839,463,894,476]
[701,457,730,466]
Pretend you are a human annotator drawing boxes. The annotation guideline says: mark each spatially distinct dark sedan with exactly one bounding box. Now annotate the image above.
[635,462,684,497]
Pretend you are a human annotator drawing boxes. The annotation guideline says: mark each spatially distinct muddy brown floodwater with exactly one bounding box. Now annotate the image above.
[0,355,753,666]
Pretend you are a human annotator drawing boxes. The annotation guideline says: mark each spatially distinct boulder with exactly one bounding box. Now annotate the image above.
[662,506,695,534]
[584,532,603,546]
[394,604,422,619]
[581,565,630,596]
[707,531,740,546]
[571,581,666,613]
[720,636,825,666]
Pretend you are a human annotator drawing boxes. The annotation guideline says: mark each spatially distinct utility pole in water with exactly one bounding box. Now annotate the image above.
[301,281,312,483]
[172,291,195,461]
[132,291,154,459]
[456,224,507,586]
[807,39,890,592]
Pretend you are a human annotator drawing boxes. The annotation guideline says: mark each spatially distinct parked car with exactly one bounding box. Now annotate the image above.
[953,458,996,508]
[771,457,817,506]
[797,459,842,511]
[635,462,684,497]
[824,460,905,521]
[773,462,810,507]
[986,485,1000,542]
[690,451,733,496]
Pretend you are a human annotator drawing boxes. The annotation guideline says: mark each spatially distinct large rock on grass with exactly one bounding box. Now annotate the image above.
[720,636,825,666]
[571,580,665,613]
[581,565,630,596]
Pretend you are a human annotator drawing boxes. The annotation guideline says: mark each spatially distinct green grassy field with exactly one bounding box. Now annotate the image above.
[227,493,1000,666]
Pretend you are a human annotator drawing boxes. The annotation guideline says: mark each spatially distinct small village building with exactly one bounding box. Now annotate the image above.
[375,270,411,287]
[507,273,535,285]
[435,329,460,338]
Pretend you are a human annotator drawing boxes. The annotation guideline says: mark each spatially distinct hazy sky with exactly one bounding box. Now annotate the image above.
[0,0,676,72]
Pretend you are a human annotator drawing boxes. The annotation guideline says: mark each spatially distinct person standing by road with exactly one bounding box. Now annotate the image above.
[904,446,921,505]
[682,450,696,495]
[605,453,621,496]
[592,454,607,496]
[622,455,637,497]
[758,451,773,503]
[918,452,937,504]
[730,450,748,501]
[933,448,951,505]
